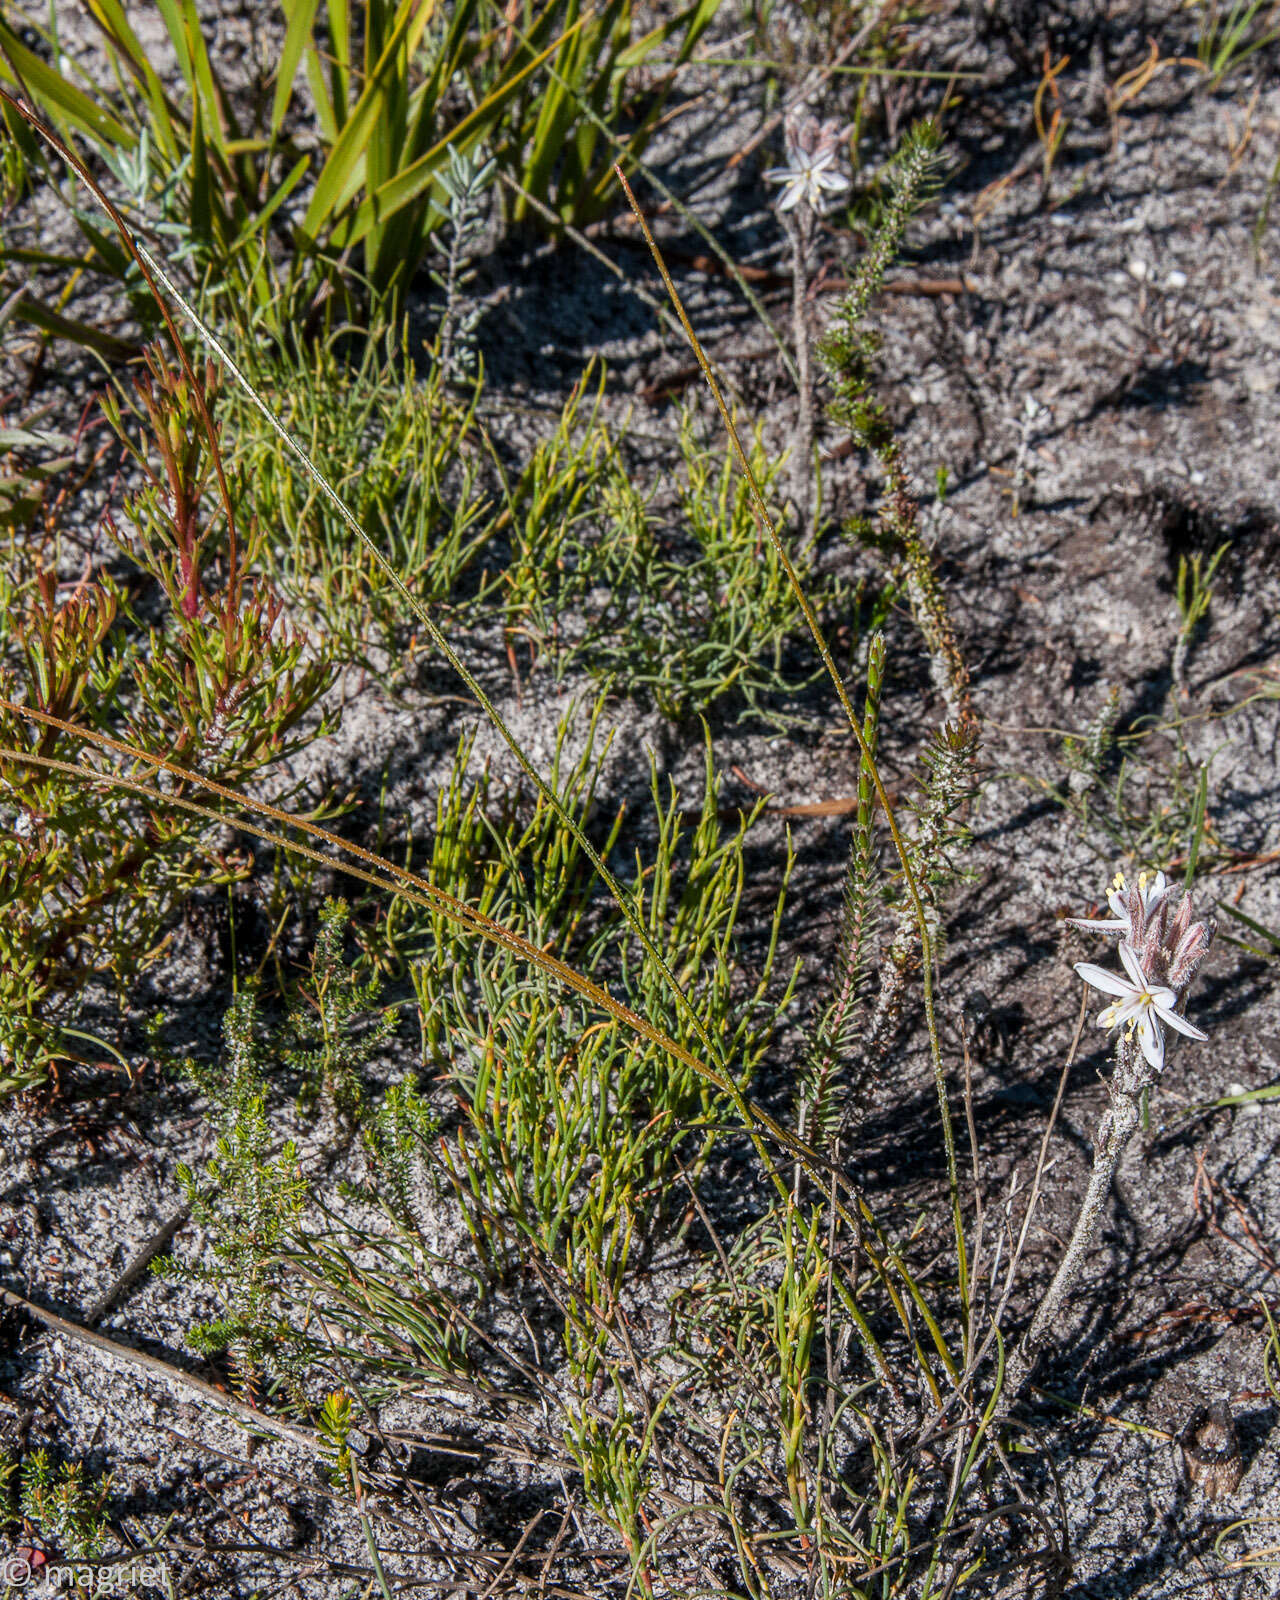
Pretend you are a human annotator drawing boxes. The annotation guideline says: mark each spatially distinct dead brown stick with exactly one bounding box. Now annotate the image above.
[85,1204,191,1326]
[0,1284,318,1451]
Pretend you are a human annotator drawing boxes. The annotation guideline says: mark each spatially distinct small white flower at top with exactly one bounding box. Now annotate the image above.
[1075,939,1207,1073]
[765,148,849,213]
[765,113,850,215]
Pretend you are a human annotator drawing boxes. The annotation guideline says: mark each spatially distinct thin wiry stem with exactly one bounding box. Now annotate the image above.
[0,92,242,631]
[1022,1027,1149,1355]
[0,717,701,1082]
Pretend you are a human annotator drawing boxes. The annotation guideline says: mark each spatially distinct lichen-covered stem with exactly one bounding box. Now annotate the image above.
[1006,902,1213,1404]
[1024,1067,1142,1350]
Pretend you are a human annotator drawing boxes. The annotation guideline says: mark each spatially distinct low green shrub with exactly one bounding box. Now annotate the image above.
[0,348,335,1092]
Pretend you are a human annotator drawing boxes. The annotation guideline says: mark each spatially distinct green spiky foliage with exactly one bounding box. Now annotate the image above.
[159,968,465,1411]
[419,701,797,1277]
[0,0,724,344]
[873,717,981,1051]
[818,122,945,454]
[800,631,884,1152]
[420,709,795,1560]
[159,994,310,1403]
[19,1450,111,1563]
[316,1388,355,1486]
[819,122,974,729]
[911,719,982,897]
[280,897,397,1128]
[228,324,496,678]
[503,396,846,724]
[357,1075,440,1226]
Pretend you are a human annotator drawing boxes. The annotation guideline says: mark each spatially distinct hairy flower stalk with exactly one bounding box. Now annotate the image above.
[1024,874,1214,1349]
[765,112,849,544]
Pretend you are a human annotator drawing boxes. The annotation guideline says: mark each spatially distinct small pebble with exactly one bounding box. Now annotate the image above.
[1189,469,1206,486]
[1128,257,1148,281]
[1166,269,1188,290]
[1226,1081,1263,1116]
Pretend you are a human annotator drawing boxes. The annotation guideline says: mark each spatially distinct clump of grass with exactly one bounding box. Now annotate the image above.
[229,323,498,677]
[1172,538,1230,703]
[0,0,722,342]
[429,703,797,1253]
[1194,0,1280,86]
[503,391,853,723]
[577,408,839,722]
[499,363,621,674]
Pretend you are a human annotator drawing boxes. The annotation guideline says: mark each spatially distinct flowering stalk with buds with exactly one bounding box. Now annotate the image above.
[1024,871,1215,1349]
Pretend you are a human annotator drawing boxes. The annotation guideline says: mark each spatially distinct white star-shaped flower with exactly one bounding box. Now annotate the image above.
[1070,869,1170,936]
[764,147,850,214]
[1075,939,1207,1073]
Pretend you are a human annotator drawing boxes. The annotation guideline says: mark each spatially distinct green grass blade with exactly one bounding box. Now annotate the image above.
[83,0,179,159]
[273,0,323,136]
[3,293,137,359]
[0,22,132,147]
[299,0,439,238]
[1184,763,1209,891]
[332,16,585,252]
[230,153,311,247]
[1216,899,1280,957]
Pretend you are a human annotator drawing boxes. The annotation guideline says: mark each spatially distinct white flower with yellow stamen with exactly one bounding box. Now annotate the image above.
[1069,869,1170,937]
[1075,939,1206,1073]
